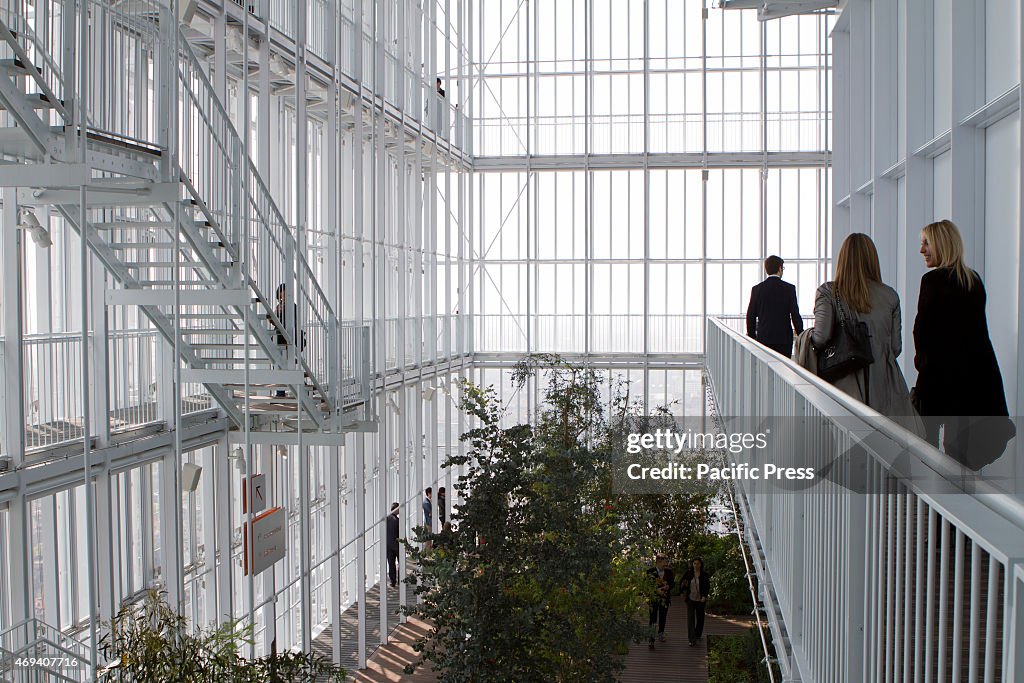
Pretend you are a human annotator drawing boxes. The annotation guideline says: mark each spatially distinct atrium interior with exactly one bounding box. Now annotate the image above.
[0,0,1021,680]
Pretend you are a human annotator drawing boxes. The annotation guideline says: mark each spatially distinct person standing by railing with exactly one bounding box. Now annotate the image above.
[811,233,923,435]
[913,220,1013,469]
[745,255,803,358]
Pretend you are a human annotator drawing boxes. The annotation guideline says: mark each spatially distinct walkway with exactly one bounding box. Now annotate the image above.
[312,583,403,673]
[620,609,754,683]
[341,602,753,682]
[347,617,438,683]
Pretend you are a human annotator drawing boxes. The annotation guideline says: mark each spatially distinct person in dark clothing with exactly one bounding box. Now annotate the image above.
[680,557,710,646]
[272,283,292,346]
[646,555,675,648]
[746,255,804,358]
[269,283,306,349]
[386,503,400,587]
[423,487,433,529]
[914,220,1013,469]
[437,486,446,526]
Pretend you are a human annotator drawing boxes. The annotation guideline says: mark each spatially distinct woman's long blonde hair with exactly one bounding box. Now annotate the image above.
[834,233,881,314]
[922,219,978,290]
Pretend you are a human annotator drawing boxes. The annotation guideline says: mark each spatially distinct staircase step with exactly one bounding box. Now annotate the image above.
[93,220,210,229]
[0,91,62,110]
[168,312,243,319]
[137,279,221,286]
[107,242,178,249]
[191,342,264,349]
[107,241,226,250]
[181,329,249,337]
[0,57,41,76]
[124,261,232,268]
[200,361,278,367]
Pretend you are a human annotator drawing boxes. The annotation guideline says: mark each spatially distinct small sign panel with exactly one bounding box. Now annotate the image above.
[242,473,267,514]
[243,506,286,576]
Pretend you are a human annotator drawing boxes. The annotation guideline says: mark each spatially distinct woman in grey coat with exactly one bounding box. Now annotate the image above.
[812,233,924,435]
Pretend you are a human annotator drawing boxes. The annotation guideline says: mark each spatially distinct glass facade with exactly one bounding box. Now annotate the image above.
[471,2,833,364]
[0,0,835,675]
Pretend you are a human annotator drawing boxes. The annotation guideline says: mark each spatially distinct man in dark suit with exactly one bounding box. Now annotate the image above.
[746,255,803,358]
[386,502,400,587]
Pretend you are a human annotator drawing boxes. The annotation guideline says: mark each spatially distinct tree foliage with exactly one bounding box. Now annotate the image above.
[99,590,346,683]
[405,357,648,683]
[687,528,752,615]
[405,354,755,681]
[707,628,778,683]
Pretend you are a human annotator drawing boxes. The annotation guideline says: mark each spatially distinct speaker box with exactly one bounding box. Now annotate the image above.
[182,463,203,492]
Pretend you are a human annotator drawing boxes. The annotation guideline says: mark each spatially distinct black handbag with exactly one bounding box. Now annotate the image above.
[817,287,874,382]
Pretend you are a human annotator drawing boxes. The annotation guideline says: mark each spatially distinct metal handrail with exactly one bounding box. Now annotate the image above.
[175,25,340,410]
[0,13,67,118]
[706,316,1024,681]
[708,316,1024,528]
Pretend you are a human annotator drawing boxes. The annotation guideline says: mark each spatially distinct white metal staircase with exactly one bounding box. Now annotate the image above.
[0,617,91,683]
[0,0,363,434]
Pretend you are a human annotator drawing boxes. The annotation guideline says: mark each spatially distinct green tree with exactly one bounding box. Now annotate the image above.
[686,529,752,615]
[405,357,648,683]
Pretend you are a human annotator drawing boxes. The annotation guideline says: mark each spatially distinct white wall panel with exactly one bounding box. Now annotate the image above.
[987,0,1021,99]
[932,150,953,219]
[932,0,953,134]
[984,112,1020,416]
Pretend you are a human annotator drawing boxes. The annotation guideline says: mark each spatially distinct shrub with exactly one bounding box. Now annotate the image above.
[99,590,346,682]
[707,627,777,683]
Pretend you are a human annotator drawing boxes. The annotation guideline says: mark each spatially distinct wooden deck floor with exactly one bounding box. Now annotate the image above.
[311,583,403,673]
[620,608,754,682]
[342,600,754,683]
[346,617,439,683]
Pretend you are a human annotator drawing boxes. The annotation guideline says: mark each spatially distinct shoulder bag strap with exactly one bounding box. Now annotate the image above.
[832,286,848,329]
[836,286,871,404]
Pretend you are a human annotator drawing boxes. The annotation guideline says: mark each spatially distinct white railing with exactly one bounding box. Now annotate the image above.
[0,617,91,682]
[82,0,161,149]
[21,328,214,453]
[108,329,160,431]
[0,5,68,129]
[705,317,1024,682]
[23,332,85,452]
[339,323,371,419]
[176,23,341,409]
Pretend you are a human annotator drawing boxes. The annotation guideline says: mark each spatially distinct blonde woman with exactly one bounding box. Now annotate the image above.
[812,233,922,432]
[914,220,1010,466]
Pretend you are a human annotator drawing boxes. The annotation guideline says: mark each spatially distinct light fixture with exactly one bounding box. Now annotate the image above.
[421,386,437,400]
[17,207,51,248]
[226,28,245,55]
[230,446,246,474]
[269,54,291,79]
